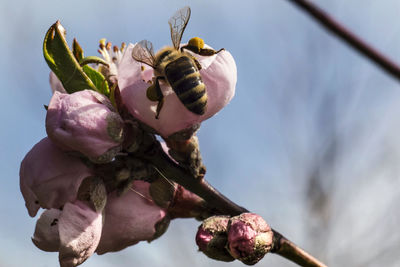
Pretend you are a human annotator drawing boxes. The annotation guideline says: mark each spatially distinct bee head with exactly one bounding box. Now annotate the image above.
[187,37,205,53]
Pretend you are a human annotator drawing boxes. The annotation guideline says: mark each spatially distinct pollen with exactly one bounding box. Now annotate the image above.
[188,37,205,49]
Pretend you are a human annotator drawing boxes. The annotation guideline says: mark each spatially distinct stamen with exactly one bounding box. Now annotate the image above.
[129,187,154,203]
[153,166,176,187]
[99,38,106,49]
[115,51,122,62]
[97,39,126,76]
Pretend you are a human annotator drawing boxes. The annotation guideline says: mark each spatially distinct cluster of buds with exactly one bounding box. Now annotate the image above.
[20,17,236,267]
[196,213,273,265]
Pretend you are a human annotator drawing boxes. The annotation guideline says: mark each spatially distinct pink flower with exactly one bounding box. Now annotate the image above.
[227,213,273,265]
[20,137,92,217]
[21,138,168,265]
[31,181,168,265]
[46,90,124,163]
[21,137,105,266]
[118,43,237,137]
[96,180,169,254]
[32,200,103,267]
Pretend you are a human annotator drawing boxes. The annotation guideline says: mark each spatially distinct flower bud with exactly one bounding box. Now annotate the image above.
[227,213,273,265]
[118,43,236,138]
[20,137,92,217]
[46,90,124,163]
[196,216,235,262]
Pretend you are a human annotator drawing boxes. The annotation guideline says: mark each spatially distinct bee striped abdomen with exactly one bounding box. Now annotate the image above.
[165,56,207,115]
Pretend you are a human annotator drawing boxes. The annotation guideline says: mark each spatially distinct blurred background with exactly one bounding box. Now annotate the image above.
[2,0,400,266]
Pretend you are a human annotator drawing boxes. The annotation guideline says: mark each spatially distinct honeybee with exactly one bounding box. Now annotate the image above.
[132,6,224,119]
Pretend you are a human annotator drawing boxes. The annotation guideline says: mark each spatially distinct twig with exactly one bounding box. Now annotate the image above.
[286,0,400,81]
[139,141,327,267]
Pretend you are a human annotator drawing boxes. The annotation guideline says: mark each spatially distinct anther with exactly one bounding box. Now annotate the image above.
[99,38,106,49]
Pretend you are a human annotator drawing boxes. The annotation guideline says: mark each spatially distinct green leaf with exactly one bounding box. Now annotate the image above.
[43,21,97,93]
[72,38,84,62]
[79,56,109,67]
[82,65,110,96]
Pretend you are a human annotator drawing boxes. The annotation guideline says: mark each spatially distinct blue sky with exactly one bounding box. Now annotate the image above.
[2,0,400,266]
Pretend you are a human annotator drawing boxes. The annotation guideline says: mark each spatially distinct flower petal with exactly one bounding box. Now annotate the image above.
[20,137,91,217]
[49,72,67,93]
[58,200,103,267]
[118,43,237,137]
[46,90,124,162]
[32,209,62,252]
[96,181,167,254]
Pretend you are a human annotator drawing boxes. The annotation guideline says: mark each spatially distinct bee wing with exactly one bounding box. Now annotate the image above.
[132,40,156,67]
[168,6,191,50]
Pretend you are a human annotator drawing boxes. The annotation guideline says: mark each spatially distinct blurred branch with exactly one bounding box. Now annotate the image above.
[286,0,400,82]
[139,140,327,267]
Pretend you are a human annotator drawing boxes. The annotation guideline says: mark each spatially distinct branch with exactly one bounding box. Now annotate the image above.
[286,0,400,81]
[139,140,327,267]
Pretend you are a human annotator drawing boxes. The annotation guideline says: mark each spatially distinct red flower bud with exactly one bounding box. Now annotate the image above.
[227,213,273,265]
[196,216,234,262]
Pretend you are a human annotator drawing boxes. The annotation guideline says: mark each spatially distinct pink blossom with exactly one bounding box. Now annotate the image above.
[20,137,92,217]
[118,43,237,137]
[22,139,168,264]
[31,182,167,264]
[32,200,103,267]
[227,213,273,265]
[96,180,168,254]
[46,90,124,162]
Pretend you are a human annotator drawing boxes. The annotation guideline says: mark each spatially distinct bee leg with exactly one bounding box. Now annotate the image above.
[146,76,165,119]
[182,45,225,56]
[154,76,165,120]
[197,47,225,56]
[155,97,165,120]
[180,45,198,54]
[192,57,202,70]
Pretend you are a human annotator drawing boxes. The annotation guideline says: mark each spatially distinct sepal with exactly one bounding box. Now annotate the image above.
[43,21,97,94]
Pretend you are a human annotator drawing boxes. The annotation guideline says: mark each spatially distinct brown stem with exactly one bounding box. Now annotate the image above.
[287,0,400,81]
[139,141,327,267]
[273,231,328,267]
